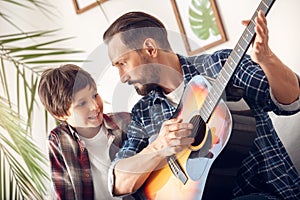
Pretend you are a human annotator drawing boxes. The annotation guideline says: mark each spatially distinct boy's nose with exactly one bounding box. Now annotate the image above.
[89,99,98,110]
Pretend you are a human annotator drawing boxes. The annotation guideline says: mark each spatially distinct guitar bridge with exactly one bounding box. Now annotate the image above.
[167,155,188,185]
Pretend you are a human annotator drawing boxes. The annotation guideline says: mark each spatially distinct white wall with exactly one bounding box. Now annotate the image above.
[1,0,299,172]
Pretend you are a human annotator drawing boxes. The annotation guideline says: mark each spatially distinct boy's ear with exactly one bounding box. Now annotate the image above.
[143,38,158,57]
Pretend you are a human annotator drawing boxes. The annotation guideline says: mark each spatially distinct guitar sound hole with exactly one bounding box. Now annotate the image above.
[189,115,206,147]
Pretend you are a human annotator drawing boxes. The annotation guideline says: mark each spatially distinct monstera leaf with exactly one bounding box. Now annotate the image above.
[189,0,219,40]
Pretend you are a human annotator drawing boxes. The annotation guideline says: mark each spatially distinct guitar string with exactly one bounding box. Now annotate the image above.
[201,1,271,122]
[168,156,181,175]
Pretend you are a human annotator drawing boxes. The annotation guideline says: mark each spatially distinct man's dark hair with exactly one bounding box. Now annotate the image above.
[103,11,172,51]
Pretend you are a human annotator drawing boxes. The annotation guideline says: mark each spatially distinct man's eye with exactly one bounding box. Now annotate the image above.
[118,61,126,67]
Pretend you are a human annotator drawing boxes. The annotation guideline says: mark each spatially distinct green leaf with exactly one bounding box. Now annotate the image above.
[24,59,85,64]
[0,1,85,199]
[0,97,49,199]
[15,50,84,61]
[188,0,220,40]
[0,30,59,45]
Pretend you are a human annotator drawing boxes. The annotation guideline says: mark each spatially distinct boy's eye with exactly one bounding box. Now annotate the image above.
[93,93,98,99]
[78,101,86,107]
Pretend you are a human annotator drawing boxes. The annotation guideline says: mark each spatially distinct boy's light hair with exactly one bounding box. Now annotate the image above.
[38,64,96,120]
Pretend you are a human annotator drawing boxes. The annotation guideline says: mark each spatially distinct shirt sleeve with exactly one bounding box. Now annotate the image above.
[270,89,300,111]
[48,133,75,200]
[114,119,149,160]
[237,55,300,114]
[108,108,150,197]
[108,158,136,199]
[108,159,119,197]
[203,49,300,115]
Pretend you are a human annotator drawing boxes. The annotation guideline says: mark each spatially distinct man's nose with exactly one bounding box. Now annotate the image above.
[120,73,130,83]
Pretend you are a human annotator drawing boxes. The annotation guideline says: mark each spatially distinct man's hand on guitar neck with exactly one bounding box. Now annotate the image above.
[242,10,273,64]
[243,10,300,105]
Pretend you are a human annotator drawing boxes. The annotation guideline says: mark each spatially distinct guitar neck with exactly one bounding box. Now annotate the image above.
[200,0,276,122]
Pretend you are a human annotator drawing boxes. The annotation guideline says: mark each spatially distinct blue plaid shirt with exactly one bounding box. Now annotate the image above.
[115,49,300,199]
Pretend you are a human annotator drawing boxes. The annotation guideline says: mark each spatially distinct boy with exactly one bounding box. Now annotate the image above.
[38,64,132,200]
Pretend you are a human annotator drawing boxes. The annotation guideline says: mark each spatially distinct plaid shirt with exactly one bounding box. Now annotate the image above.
[115,49,300,199]
[48,112,130,200]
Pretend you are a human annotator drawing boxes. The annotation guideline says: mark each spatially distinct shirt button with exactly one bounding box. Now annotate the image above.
[85,173,90,177]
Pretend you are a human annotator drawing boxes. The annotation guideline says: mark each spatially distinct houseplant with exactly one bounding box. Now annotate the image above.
[0,0,83,199]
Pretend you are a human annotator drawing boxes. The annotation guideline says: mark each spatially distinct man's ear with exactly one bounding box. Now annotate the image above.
[143,38,158,57]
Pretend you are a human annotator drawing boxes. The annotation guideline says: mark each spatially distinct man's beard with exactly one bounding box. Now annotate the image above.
[135,83,159,96]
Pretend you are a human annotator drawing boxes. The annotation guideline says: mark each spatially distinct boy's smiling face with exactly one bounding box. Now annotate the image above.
[65,85,103,131]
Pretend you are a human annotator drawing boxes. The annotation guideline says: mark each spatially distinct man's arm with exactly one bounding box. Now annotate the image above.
[249,10,300,104]
[113,118,194,195]
[113,146,165,195]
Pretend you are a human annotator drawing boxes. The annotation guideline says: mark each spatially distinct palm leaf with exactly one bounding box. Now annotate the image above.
[0,0,56,31]
[0,30,84,69]
[0,30,59,45]
[0,30,85,133]
[189,0,219,40]
[0,97,49,200]
[0,0,86,199]
[0,57,11,105]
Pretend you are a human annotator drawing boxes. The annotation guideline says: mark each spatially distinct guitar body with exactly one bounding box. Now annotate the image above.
[143,76,233,199]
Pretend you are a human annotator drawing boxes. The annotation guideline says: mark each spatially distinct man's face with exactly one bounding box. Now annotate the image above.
[107,34,160,96]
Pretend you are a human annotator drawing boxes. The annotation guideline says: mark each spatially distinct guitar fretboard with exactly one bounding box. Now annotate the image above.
[199,0,276,122]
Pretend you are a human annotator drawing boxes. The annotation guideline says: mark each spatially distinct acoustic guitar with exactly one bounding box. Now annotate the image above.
[142,0,276,199]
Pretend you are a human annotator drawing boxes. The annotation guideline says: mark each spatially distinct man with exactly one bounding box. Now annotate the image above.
[103,11,300,200]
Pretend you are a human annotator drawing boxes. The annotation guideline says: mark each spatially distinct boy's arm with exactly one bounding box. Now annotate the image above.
[48,134,75,200]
